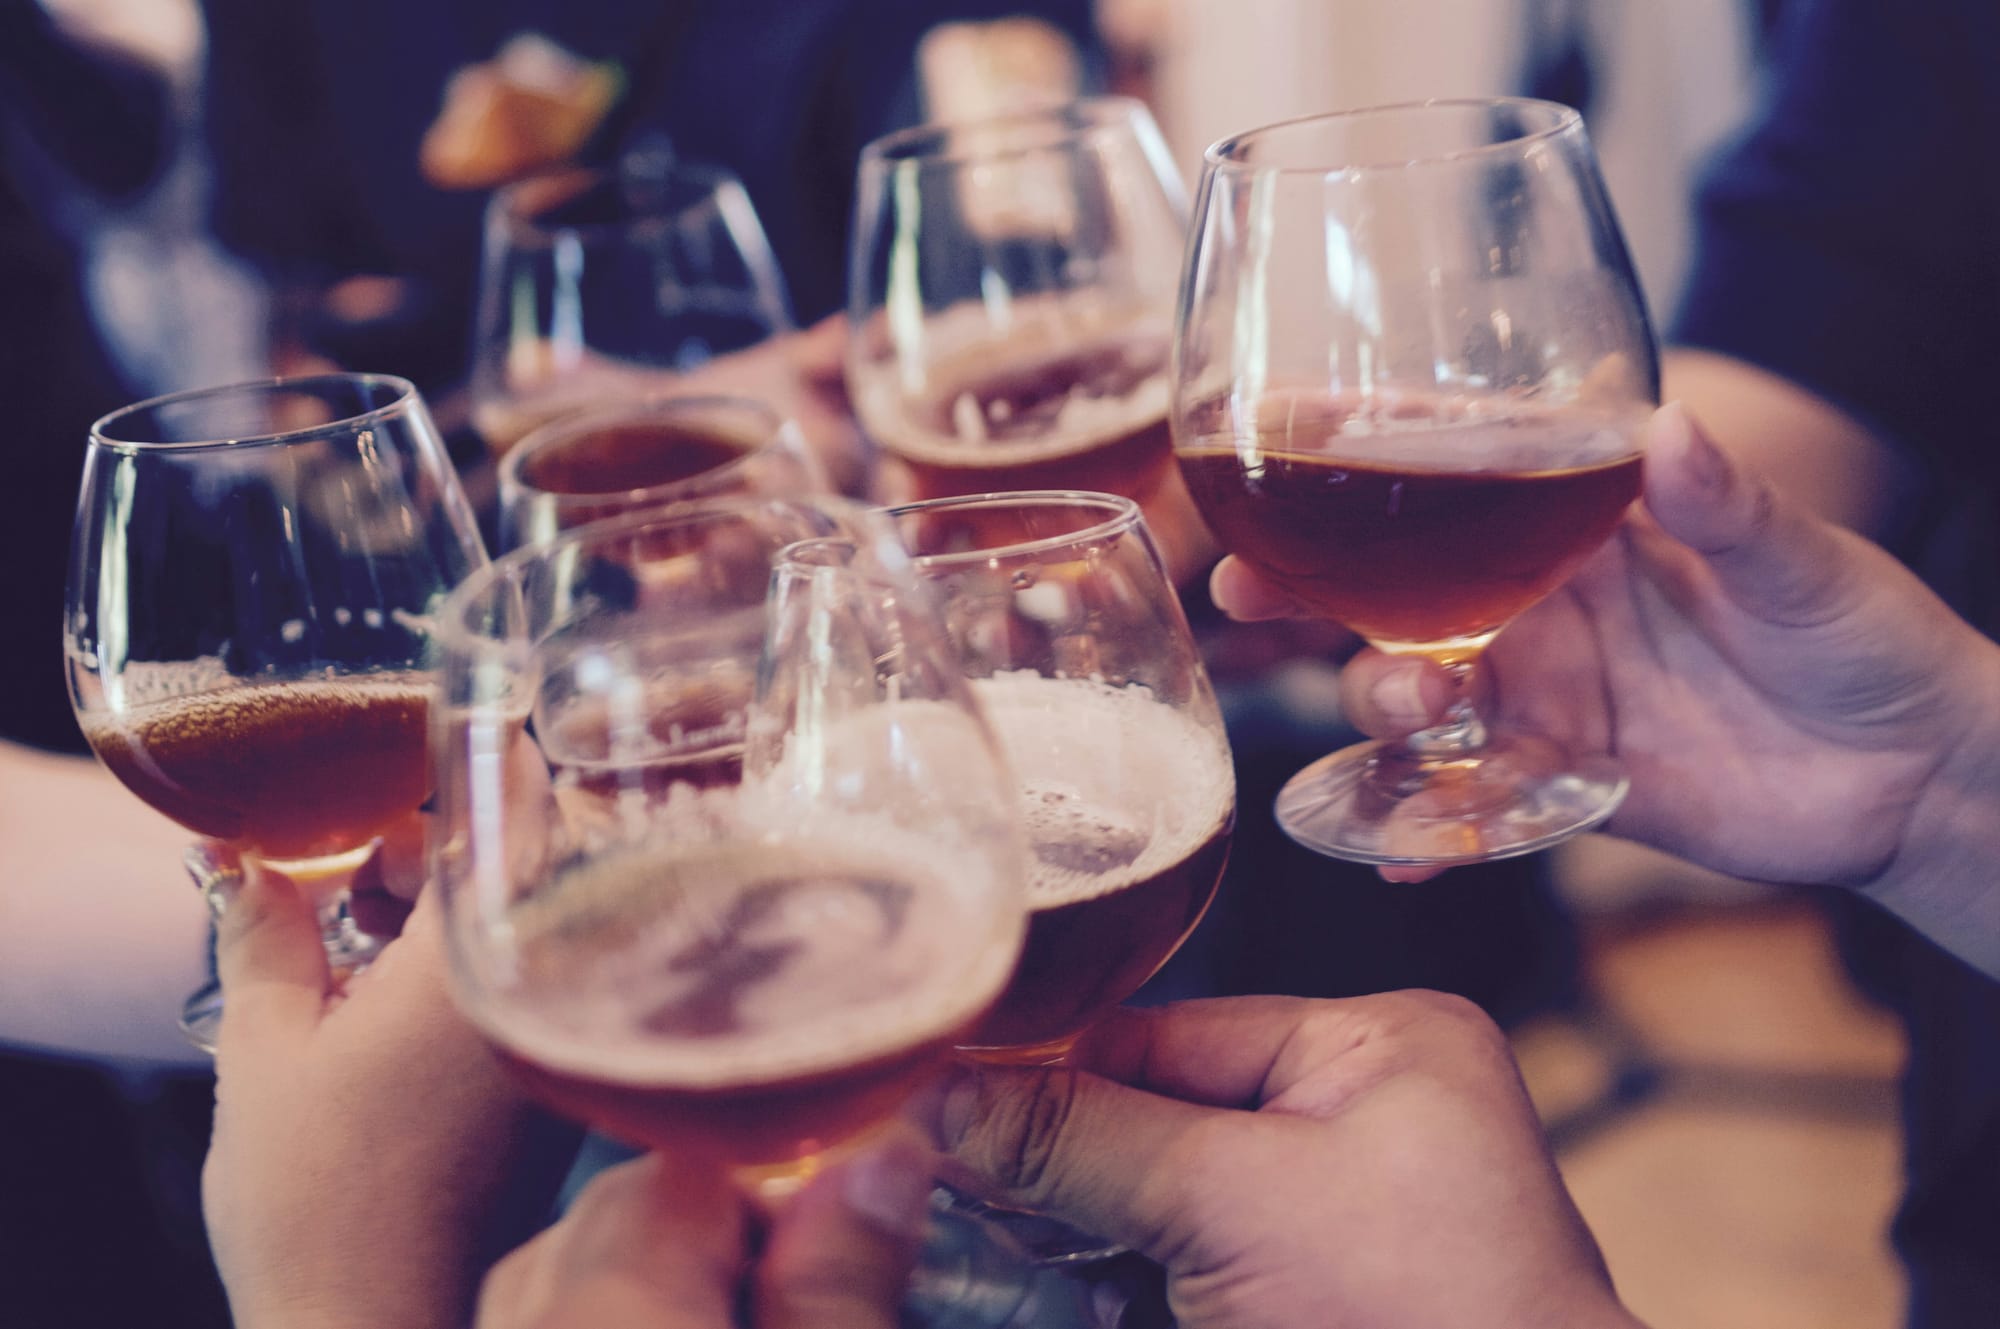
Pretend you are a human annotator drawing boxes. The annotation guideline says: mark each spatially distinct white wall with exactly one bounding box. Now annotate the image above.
[1132,0,1758,319]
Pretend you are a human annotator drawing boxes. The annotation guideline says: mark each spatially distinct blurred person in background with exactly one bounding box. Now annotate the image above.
[195,0,1100,408]
[1,7,235,1325]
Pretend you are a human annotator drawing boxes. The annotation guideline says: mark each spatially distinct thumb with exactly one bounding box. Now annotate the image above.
[931,1062,1220,1259]
[213,856,330,1057]
[753,1128,932,1329]
[1642,401,1864,628]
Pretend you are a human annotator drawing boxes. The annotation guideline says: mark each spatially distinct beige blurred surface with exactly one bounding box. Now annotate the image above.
[1518,867,1906,1329]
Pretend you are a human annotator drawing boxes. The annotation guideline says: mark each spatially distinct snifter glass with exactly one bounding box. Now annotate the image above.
[470,159,793,456]
[65,374,488,1048]
[497,394,825,550]
[430,497,1027,1202]
[847,98,1190,506]
[891,491,1235,1065]
[1173,99,1657,868]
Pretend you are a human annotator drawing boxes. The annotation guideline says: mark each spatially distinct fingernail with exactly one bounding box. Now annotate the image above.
[842,1138,932,1237]
[1367,665,1433,730]
[1664,401,1731,494]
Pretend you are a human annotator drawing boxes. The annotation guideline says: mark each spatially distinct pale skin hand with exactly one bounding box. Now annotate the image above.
[202,840,571,1329]
[475,1132,932,1329]
[1216,403,2000,975]
[936,993,1647,1329]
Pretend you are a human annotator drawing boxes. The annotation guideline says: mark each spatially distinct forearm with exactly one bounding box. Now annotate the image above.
[1662,349,1920,539]
[0,742,210,1063]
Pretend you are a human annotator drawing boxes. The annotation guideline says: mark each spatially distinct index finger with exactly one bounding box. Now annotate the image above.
[1074,992,1504,1113]
[1070,996,1367,1108]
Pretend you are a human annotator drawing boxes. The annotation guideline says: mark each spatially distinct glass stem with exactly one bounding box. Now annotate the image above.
[1401,659,1487,760]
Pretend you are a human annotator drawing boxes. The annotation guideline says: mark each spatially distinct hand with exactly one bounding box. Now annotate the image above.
[476,1132,934,1329]
[203,839,574,1329]
[935,993,1643,1329]
[1215,404,2000,973]
[671,313,870,497]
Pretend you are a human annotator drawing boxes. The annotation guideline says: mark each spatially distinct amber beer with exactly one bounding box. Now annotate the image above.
[500,405,796,548]
[516,419,753,499]
[81,674,430,863]
[873,330,1174,502]
[469,834,1018,1189]
[1179,396,1644,656]
[959,673,1235,1061]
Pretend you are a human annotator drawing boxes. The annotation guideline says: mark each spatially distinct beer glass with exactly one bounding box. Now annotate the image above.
[431,498,1026,1201]
[891,492,1235,1065]
[1174,99,1656,867]
[470,158,792,456]
[847,98,1189,505]
[497,395,825,549]
[66,374,488,1047]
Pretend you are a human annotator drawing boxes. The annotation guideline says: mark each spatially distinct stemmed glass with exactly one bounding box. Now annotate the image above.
[891,491,1235,1066]
[470,159,793,456]
[429,498,1026,1203]
[65,374,488,1048]
[497,394,825,549]
[892,491,1232,1274]
[847,98,1190,505]
[1173,98,1657,867]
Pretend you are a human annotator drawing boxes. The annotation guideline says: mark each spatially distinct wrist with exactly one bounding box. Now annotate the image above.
[222,1223,483,1329]
[1873,643,2000,979]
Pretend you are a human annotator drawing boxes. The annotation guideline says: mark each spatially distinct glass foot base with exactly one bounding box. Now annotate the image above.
[1274,733,1627,867]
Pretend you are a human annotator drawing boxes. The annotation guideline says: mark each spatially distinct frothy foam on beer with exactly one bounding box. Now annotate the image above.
[82,666,429,732]
[860,308,1171,467]
[469,822,1018,1089]
[973,673,1235,910]
[1198,391,1645,474]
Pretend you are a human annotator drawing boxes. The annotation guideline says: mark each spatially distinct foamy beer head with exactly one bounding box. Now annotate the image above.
[892,491,1236,1058]
[498,395,822,549]
[847,98,1187,502]
[430,495,1026,1182]
[962,673,1234,1056]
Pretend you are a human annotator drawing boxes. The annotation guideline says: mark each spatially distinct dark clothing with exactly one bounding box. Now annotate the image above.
[1675,0,2000,634]
[1673,2,2000,1324]
[0,5,170,753]
[198,0,1098,392]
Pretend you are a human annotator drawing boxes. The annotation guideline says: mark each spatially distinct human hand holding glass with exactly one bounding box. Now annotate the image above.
[65,374,487,1048]
[1172,99,1657,866]
[935,993,1644,1329]
[1215,405,2000,980]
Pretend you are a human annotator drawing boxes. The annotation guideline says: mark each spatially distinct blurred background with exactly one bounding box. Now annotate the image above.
[1,2,1906,1327]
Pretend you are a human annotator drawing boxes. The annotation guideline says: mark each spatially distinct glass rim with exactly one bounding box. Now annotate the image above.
[1203,97,1583,177]
[489,160,746,245]
[859,95,1158,171]
[89,372,421,454]
[885,490,1143,568]
[433,493,873,653]
[499,394,799,510]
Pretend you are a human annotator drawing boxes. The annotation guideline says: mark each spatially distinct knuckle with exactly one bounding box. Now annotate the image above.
[967,1065,1081,1201]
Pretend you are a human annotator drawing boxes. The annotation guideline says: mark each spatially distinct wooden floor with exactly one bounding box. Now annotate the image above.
[1520,844,1907,1329]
